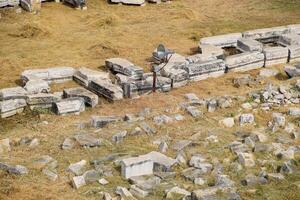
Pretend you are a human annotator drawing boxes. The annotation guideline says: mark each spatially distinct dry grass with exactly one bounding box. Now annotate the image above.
[0,0,300,199]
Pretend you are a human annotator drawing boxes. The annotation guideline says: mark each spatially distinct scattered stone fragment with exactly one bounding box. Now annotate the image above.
[120,155,153,179]
[185,106,202,118]
[280,160,297,174]
[62,137,75,150]
[42,168,58,181]
[174,114,184,121]
[219,117,235,128]
[91,115,120,128]
[145,151,177,172]
[115,186,135,199]
[194,177,206,185]
[112,131,127,143]
[166,186,191,199]
[74,133,101,148]
[98,178,109,185]
[83,169,102,183]
[67,160,87,176]
[238,152,255,167]
[0,138,11,153]
[0,162,28,175]
[288,107,300,116]
[172,140,192,151]
[241,174,268,186]
[239,113,254,125]
[140,122,157,135]
[284,63,300,78]
[191,188,218,200]
[130,185,149,198]
[159,141,168,153]
[72,175,86,189]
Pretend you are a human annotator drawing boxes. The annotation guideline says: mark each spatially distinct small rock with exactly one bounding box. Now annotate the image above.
[112,131,127,143]
[42,168,58,181]
[166,186,191,199]
[62,137,75,150]
[186,106,202,118]
[259,69,279,77]
[67,160,87,176]
[219,117,235,128]
[194,177,206,185]
[72,175,86,189]
[238,153,255,167]
[98,178,109,185]
[159,142,168,153]
[239,113,255,125]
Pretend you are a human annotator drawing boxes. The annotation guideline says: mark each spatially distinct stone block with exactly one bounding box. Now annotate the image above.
[20,0,41,13]
[89,79,123,101]
[199,33,242,47]
[63,87,99,107]
[120,155,153,179]
[238,152,255,167]
[237,38,263,52]
[278,34,300,46]
[225,51,265,72]
[285,63,300,78]
[90,115,120,128]
[287,24,300,34]
[263,47,289,67]
[0,87,27,101]
[144,151,177,172]
[24,80,50,94]
[72,175,86,189]
[184,59,226,81]
[0,99,27,118]
[287,45,300,63]
[21,67,75,84]
[53,97,85,115]
[242,26,289,42]
[73,67,110,87]
[26,93,60,110]
[110,0,145,5]
[198,44,225,58]
[105,58,144,80]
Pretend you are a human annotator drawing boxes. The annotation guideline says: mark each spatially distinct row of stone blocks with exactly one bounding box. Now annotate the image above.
[0,24,299,118]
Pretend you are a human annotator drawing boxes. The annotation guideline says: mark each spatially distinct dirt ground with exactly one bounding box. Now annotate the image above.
[0,0,300,199]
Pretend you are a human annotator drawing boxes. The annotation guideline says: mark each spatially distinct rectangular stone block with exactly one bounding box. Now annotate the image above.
[0,99,27,118]
[89,79,123,101]
[225,51,265,72]
[54,97,85,115]
[105,58,144,80]
[199,33,242,48]
[288,45,300,63]
[63,87,99,107]
[26,93,61,110]
[144,151,177,172]
[20,0,41,13]
[198,45,225,59]
[237,38,263,52]
[242,26,289,43]
[90,115,120,128]
[184,59,226,81]
[73,67,110,87]
[21,67,75,84]
[110,0,145,5]
[0,87,27,101]
[287,24,300,34]
[278,34,300,46]
[263,47,289,67]
[121,155,153,179]
[24,80,50,94]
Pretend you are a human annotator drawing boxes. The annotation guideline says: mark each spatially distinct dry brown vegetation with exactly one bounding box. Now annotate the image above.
[0,0,300,199]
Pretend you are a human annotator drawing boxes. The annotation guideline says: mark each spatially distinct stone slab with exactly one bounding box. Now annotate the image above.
[263,46,289,67]
[121,155,153,179]
[237,38,263,52]
[199,33,242,47]
[63,87,99,107]
[53,97,85,115]
[73,67,110,87]
[242,26,289,43]
[0,99,26,118]
[89,79,123,101]
[0,87,27,101]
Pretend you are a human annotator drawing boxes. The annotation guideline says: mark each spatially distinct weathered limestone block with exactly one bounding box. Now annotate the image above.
[287,24,300,34]
[105,58,144,80]
[199,33,242,47]
[53,98,85,115]
[237,38,263,52]
[89,79,123,101]
[120,155,153,179]
[24,80,50,94]
[198,44,225,59]
[26,93,60,110]
[225,51,265,72]
[21,67,75,84]
[238,152,255,167]
[0,0,19,7]
[144,151,177,172]
[242,26,289,42]
[90,115,120,128]
[0,99,27,118]
[0,87,27,101]
[186,53,218,64]
[73,67,110,87]
[184,59,226,81]
[110,0,145,5]
[74,133,101,147]
[278,34,300,46]
[285,64,300,78]
[63,87,98,107]
[20,0,41,13]
[160,64,189,88]
[287,45,300,63]
[263,47,289,66]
